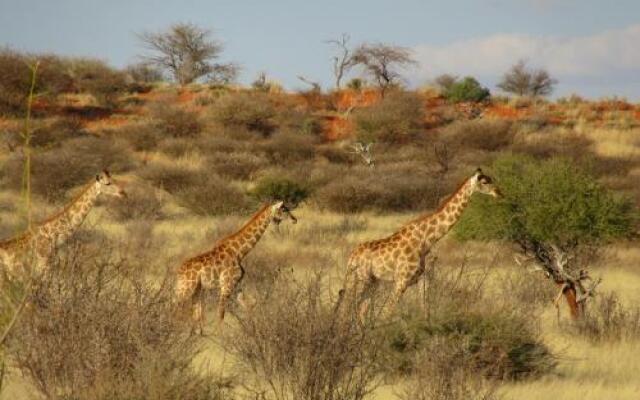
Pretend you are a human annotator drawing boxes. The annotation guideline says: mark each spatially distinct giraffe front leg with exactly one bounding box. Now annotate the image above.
[385,279,410,319]
[217,267,244,323]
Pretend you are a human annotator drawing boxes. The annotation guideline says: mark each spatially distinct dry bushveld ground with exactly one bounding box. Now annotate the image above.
[2,81,640,400]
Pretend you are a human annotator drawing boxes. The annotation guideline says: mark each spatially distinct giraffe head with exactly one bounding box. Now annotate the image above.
[471,168,501,198]
[95,170,126,198]
[270,201,297,225]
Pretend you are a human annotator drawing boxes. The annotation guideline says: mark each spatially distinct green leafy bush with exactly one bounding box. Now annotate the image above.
[443,77,490,103]
[251,177,310,206]
[455,154,636,246]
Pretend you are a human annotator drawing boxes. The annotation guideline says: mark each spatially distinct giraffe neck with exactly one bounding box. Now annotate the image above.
[233,205,274,259]
[416,177,474,250]
[35,182,101,247]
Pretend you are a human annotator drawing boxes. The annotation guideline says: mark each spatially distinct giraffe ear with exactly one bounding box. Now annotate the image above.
[476,168,483,175]
[96,174,101,182]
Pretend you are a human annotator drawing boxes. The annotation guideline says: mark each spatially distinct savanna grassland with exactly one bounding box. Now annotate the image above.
[2,52,640,400]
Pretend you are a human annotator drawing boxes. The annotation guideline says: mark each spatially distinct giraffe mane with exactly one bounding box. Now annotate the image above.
[405,175,472,226]
[38,180,96,225]
[0,179,97,244]
[215,203,271,244]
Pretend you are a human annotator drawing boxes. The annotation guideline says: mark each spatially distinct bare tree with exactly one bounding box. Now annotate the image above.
[326,33,356,89]
[515,245,602,320]
[138,23,238,85]
[297,75,321,92]
[433,73,458,92]
[497,60,557,97]
[348,142,374,167]
[352,43,417,96]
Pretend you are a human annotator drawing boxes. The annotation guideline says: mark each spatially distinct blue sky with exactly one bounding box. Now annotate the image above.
[1,0,639,98]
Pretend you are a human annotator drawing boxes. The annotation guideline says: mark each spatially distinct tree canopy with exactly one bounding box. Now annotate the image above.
[455,154,636,249]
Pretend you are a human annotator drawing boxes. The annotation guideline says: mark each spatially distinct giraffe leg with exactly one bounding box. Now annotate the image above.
[175,275,200,333]
[385,279,410,319]
[193,284,206,336]
[356,277,378,323]
[218,267,244,322]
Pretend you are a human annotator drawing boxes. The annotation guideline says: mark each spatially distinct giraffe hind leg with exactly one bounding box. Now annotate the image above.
[217,267,245,322]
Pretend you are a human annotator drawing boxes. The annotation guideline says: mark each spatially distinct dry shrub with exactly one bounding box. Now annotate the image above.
[209,91,276,136]
[3,116,86,152]
[140,162,196,193]
[575,292,640,342]
[3,136,135,202]
[175,172,250,216]
[383,261,554,381]
[219,272,384,400]
[206,151,269,180]
[151,103,203,138]
[6,239,229,400]
[108,183,164,222]
[498,268,558,309]
[511,130,592,160]
[0,49,73,115]
[110,120,163,152]
[441,120,514,152]
[140,162,249,215]
[314,165,447,213]
[353,91,424,143]
[69,58,129,108]
[260,131,317,166]
[399,339,499,400]
[157,137,201,158]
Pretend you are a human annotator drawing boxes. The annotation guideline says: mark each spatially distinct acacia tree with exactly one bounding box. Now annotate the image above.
[497,60,557,97]
[455,155,636,319]
[139,23,238,85]
[352,43,416,96]
[326,33,357,89]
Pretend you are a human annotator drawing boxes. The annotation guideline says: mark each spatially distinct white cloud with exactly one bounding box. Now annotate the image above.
[413,24,640,82]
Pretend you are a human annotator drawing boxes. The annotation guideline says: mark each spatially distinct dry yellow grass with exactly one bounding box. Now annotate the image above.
[2,199,640,399]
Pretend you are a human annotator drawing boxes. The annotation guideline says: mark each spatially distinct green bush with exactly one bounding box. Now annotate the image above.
[455,154,636,247]
[443,77,490,103]
[210,91,276,136]
[250,177,310,206]
[353,91,424,143]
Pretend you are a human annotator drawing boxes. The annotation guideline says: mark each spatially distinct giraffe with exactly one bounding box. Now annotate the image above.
[175,201,297,332]
[340,168,501,319]
[0,170,126,281]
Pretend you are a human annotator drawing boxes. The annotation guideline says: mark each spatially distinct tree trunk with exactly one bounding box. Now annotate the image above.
[558,282,582,319]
